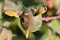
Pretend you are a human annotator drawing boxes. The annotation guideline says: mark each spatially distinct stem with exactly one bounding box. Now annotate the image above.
[17,18,25,35]
[42,15,60,22]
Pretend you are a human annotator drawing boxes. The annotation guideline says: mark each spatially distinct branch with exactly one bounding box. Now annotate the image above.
[42,15,60,22]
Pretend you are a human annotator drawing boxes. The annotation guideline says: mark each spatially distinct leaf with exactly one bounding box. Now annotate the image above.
[38,28,60,40]
[39,29,52,40]
[37,22,52,40]
[50,20,60,34]
[29,33,36,40]
[50,35,60,40]
[39,22,49,33]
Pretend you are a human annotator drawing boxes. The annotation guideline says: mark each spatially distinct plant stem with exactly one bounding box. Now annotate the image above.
[17,18,25,35]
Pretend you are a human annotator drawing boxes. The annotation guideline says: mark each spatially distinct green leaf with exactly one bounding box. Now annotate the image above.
[38,29,51,40]
[29,33,36,40]
[38,28,60,40]
[39,22,48,33]
[50,35,60,40]
[50,20,60,34]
